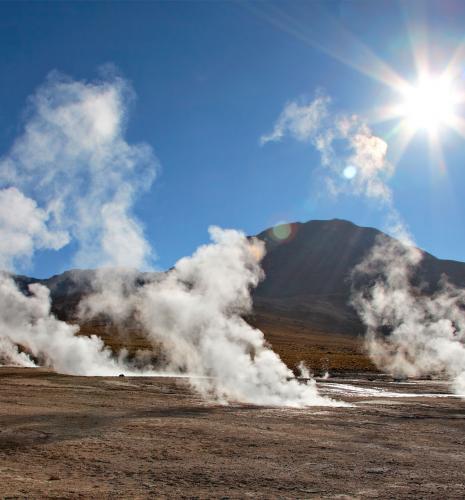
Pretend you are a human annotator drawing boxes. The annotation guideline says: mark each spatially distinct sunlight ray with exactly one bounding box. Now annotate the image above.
[385,121,417,168]
[447,114,465,141]
[445,36,465,77]
[246,2,407,91]
[366,105,404,126]
[428,129,448,174]
[247,0,465,173]
[402,1,431,77]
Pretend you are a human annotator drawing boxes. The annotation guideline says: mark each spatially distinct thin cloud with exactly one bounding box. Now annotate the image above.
[261,92,393,202]
[260,95,330,145]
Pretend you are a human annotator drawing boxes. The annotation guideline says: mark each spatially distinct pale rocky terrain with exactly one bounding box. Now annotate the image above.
[1,367,464,499]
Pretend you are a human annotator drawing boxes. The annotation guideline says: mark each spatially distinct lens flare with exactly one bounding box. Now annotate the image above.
[343,165,357,179]
[269,223,298,243]
[249,239,266,261]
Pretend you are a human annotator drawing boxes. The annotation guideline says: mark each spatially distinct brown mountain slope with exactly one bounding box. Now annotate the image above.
[253,218,465,335]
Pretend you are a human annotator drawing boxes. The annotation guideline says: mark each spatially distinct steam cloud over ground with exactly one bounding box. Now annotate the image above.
[81,227,339,406]
[0,71,157,374]
[0,72,340,407]
[264,91,465,396]
[352,234,465,395]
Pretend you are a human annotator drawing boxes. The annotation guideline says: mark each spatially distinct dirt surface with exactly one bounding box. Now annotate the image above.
[1,368,464,499]
[251,313,376,373]
[78,313,376,374]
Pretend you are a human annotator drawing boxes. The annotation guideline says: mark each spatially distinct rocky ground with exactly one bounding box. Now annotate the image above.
[1,367,464,499]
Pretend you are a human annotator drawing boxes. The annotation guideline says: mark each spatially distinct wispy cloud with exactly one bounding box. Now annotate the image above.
[261,92,393,202]
[260,95,330,145]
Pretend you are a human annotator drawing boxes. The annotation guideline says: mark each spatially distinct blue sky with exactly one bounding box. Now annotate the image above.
[1,0,465,277]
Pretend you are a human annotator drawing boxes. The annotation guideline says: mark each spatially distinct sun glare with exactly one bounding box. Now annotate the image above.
[397,76,458,133]
[376,68,465,170]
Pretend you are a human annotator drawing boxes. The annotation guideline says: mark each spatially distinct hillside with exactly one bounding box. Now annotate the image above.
[253,219,465,335]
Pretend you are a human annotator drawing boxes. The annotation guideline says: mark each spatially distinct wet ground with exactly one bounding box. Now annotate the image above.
[0,367,464,499]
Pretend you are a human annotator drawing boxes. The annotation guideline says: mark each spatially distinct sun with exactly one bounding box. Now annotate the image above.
[376,69,465,169]
[396,75,459,133]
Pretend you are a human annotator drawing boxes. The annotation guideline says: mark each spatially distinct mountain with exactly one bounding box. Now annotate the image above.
[252,219,465,335]
[12,219,465,336]
[13,269,159,323]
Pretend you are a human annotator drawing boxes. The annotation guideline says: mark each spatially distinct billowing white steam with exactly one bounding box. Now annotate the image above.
[263,90,465,396]
[0,71,156,376]
[0,72,340,406]
[0,273,128,375]
[0,187,68,271]
[81,227,340,406]
[0,70,156,270]
[352,234,465,394]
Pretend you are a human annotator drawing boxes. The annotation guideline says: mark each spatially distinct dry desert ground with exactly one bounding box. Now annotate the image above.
[1,367,465,499]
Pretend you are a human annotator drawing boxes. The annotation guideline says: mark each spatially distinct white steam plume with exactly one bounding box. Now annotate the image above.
[0,71,157,374]
[0,72,340,407]
[352,233,465,394]
[0,187,68,271]
[263,90,465,396]
[0,69,156,270]
[0,336,36,368]
[81,227,342,406]
[0,273,130,375]
[260,95,330,145]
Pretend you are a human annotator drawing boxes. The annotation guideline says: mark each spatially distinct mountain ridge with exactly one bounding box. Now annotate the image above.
[11,218,465,336]
[253,218,465,334]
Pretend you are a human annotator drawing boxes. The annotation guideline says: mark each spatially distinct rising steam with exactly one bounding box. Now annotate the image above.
[352,233,465,394]
[0,71,340,407]
[0,69,156,270]
[80,227,340,406]
[0,272,129,375]
[261,92,393,201]
[0,71,157,375]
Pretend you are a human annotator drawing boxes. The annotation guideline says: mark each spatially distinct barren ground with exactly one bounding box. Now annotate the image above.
[78,313,377,374]
[1,367,464,499]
